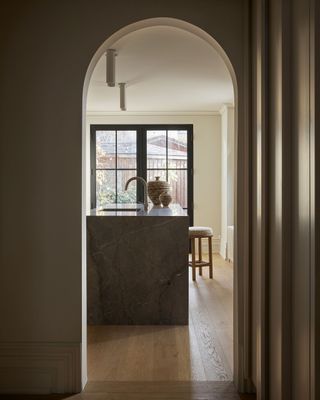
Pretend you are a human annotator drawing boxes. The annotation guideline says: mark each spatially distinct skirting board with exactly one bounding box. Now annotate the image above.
[0,342,81,394]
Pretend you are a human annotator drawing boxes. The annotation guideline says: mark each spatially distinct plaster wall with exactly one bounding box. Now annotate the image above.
[219,105,234,258]
[0,0,248,392]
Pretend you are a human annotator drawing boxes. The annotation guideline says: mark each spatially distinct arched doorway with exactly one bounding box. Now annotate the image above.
[82,17,250,393]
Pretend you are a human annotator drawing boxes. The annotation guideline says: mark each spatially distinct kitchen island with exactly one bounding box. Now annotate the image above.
[87,204,189,325]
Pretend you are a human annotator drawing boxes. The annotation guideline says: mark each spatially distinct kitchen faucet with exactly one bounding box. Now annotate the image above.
[125,176,148,211]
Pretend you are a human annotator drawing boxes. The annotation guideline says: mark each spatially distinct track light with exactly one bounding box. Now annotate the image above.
[106,49,117,87]
[119,83,126,111]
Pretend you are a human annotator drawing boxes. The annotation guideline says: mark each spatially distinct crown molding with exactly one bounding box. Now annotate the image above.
[86,110,220,117]
[218,103,235,115]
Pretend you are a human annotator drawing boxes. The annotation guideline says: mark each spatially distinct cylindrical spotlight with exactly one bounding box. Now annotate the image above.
[106,49,116,87]
[119,83,126,111]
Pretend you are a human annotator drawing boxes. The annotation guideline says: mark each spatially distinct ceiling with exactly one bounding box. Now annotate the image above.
[86,26,234,113]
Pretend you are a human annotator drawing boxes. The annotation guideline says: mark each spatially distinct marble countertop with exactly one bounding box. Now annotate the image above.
[89,203,187,217]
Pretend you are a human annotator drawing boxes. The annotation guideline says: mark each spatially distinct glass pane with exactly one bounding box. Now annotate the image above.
[147,130,167,168]
[168,170,188,208]
[168,130,188,168]
[96,131,116,168]
[117,170,137,203]
[96,170,116,207]
[117,130,137,169]
[147,170,167,183]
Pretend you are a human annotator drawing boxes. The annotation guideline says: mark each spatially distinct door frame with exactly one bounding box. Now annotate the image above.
[82,16,252,392]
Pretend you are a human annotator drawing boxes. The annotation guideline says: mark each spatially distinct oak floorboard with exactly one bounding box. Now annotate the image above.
[152,325,180,380]
[87,326,133,380]
[185,318,207,380]
[189,256,233,377]
[0,258,255,400]
[215,327,233,372]
[0,392,255,400]
[82,381,250,398]
[118,326,154,381]
[189,298,232,381]
[87,255,233,382]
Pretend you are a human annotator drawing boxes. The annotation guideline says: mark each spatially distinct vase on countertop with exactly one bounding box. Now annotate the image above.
[147,176,170,206]
[159,191,172,207]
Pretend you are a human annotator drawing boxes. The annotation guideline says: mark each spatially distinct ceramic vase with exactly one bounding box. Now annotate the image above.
[147,176,170,206]
[159,191,172,207]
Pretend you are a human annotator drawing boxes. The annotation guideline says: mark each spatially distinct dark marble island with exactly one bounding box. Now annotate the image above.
[87,204,189,325]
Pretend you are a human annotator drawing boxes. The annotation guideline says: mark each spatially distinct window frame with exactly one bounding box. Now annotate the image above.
[90,124,194,224]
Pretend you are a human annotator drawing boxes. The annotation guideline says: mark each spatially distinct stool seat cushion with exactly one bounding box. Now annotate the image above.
[189,226,213,237]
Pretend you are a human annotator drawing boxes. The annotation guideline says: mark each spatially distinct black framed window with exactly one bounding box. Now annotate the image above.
[91,124,193,223]
[92,129,138,206]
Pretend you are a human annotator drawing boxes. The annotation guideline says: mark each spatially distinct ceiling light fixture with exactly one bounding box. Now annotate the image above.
[119,83,126,111]
[106,49,117,87]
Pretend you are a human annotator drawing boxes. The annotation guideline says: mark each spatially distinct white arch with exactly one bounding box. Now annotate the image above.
[81,17,240,389]
[82,18,238,104]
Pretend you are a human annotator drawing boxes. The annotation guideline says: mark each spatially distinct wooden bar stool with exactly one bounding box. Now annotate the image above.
[188,226,213,281]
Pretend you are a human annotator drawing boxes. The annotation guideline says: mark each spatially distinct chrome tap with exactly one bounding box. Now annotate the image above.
[125,176,148,211]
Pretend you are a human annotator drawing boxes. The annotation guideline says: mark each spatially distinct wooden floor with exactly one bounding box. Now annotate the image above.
[0,257,256,400]
[1,385,255,400]
[87,255,233,381]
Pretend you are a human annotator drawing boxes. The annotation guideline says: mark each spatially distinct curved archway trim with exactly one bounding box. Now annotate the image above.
[81,17,250,393]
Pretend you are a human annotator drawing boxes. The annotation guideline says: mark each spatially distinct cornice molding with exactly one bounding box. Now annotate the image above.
[218,103,235,115]
[86,110,220,117]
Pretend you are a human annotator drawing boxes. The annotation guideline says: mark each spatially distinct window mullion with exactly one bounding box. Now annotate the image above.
[91,127,97,209]
[166,130,168,181]
[142,127,147,180]
[91,124,194,224]
[137,127,146,203]
[115,130,118,204]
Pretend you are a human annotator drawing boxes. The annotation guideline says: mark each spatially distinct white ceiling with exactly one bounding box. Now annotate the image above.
[86,26,234,113]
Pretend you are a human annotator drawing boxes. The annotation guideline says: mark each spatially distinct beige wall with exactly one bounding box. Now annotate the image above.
[86,113,222,241]
[0,0,249,393]
[0,0,247,342]
[219,105,234,258]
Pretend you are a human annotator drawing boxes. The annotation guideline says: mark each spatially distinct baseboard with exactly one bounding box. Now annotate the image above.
[0,342,81,394]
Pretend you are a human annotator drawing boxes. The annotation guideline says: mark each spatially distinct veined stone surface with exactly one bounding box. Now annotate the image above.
[87,215,189,325]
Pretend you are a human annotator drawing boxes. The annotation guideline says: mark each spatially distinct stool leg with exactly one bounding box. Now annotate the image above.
[208,236,213,279]
[191,238,196,281]
[198,237,202,276]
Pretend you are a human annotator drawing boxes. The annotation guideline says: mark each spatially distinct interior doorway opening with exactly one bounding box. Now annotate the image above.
[82,17,241,390]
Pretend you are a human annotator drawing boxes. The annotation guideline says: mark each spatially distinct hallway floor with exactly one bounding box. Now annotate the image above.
[87,255,233,381]
[1,385,255,400]
[0,261,242,399]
